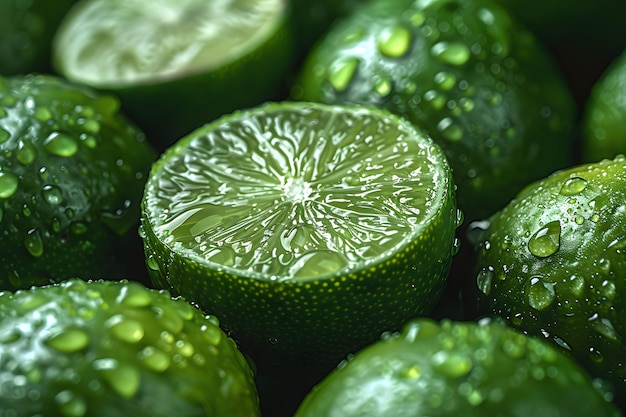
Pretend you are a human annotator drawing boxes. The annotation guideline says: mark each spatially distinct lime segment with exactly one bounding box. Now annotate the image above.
[146,104,449,280]
[141,101,459,369]
[53,0,285,87]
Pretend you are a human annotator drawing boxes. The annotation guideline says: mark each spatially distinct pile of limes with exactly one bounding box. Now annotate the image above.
[1,0,626,416]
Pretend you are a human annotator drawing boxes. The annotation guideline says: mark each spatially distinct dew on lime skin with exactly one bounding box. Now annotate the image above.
[44,328,90,353]
[0,126,10,143]
[24,228,44,257]
[378,25,412,57]
[16,139,37,165]
[138,346,171,372]
[55,390,87,417]
[527,220,561,258]
[430,41,471,65]
[525,276,556,311]
[328,58,360,92]
[0,171,19,198]
[43,132,79,157]
[560,177,588,196]
[42,185,64,205]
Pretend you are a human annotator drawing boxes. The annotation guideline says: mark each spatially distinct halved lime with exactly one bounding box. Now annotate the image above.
[140,101,460,369]
[52,0,294,150]
[0,278,260,417]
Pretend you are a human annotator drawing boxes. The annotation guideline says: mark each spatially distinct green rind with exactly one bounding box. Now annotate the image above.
[0,278,260,417]
[0,74,156,291]
[291,0,576,222]
[294,318,621,417]
[582,50,626,162]
[52,0,295,152]
[140,101,459,369]
[469,155,626,401]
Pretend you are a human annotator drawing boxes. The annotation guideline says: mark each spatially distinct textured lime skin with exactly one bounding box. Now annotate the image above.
[52,0,295,151]
[582,50,626,162]
[0,0,77,75]
[140,101,459,370]
[294,317,620,417]
[291,0,575,222]
[0,278,260,417]
[0,74,156,291]
[469,155,626,402]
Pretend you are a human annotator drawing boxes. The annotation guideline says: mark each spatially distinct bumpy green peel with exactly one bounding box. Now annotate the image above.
[470,155,626,402]
[0,74,156,290]
[0,278,261,417]
[294,317,621,417]
[292,0,576,221]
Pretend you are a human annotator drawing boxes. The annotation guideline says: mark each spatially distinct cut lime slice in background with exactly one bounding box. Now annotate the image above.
[140,101,460,371]
[52,0,294,151]
[0,278,261,417]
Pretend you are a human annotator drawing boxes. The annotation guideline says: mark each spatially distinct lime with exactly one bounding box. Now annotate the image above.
[0,74,156,291]
[291,0,576,222]
[140,101,460,369]
[52,0,294,151]
[0,278,260,417]
[293,317,621,417]
[582,49,626,162]
[468,155,626,403]
[0,0,77,75]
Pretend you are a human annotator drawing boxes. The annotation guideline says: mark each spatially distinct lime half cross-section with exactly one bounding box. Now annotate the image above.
[141,101,460,369]
[52,0,294,150]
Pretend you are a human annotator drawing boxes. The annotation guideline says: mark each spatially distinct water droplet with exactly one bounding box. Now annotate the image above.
[589,347,604,363]
[55,390,87,417]
[34,107,52,121]
[42,185,64,205]
[476,268,494,295]
[44,328,89,352]
[560,177,588,196]
[146,255,160,271]
[437,117,463,141]
[0,171,19,198]
[600,280,616,301]
[525,276,556,311]
[79,119,100,134]
[0,126,10,143]
[24,228,44,257]
[138,346,171,372]
[16,139,37,165]
[70,222,88,235]
[44,132,78,157]
[589,315,620,341]
[433,71,457,90]
[175,339,195,357]
[374,76,392,97]
[424,89,446,110]
[378,25,412,57]
[431,41,470,65]
[107,316,145,343]
[117,282,153,307]
[567,274,585,296]
[409,11,425,26]
[401,365,421,379]
[431,351,473,377]
[97,361,141,398]
[202,324,223,346]
[528,220,561,257]
[328,58,359,92]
